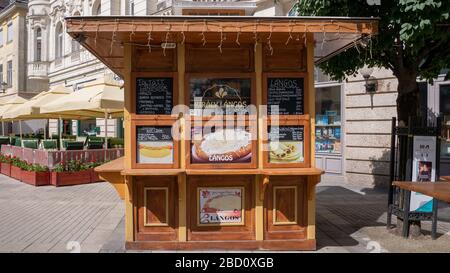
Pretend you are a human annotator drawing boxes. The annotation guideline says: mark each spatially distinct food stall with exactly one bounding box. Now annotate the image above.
[66,16,378,250]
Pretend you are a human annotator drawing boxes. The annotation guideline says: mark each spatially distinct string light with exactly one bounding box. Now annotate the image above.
[94,23,100,47]
[302,24,307,48]
[163,22,171,56]
[129,20,136,42]
[267,23,273,56]
[218,24,224,54]
[235,25,241,46]
[147,24,153,53]
[321,24,326,51]
[285,21,293,45]
[201,20,207,46]
[181,20,186,45]
[110,19,118,56]
[253,20,258,52]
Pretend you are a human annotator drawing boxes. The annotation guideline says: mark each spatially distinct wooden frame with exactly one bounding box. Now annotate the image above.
[272,186,298,225]
[131,119,180,169]
[182,9,245,16]
[185,119,258,169]
[196,186,245,227]
[144,187,169,227]
[131,71,179,120]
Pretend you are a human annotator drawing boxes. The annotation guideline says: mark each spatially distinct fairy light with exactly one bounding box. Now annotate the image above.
[147,24,153,53]
[253,20,258,52]
[110,19,118,56]
[218,24,224,54]
[302,24,307,48]
[321,24,326,51]
[235,25,241,46]
[181,20,186,45]
[201,20,207,46]
[267,23,273,56]
[163,23,171,56]
[129,20,136,42]
[94,23,100,47]
[285,21,293,45]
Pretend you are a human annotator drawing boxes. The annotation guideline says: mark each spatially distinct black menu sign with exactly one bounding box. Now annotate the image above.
[136,126,173,164]
[136,77,173,115]
[269,126,304,141]
[267,78,304,115]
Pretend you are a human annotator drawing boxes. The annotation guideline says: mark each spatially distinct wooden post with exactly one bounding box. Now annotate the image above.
[255,42,264,241]
[123,44,134,242]
[177,43,187,242]
[306,33,316,241]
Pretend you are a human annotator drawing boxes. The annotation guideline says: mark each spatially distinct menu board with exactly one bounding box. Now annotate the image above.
[267,77,304,115]
[136,126,173,164]
[198,187,243,225]
[136,77,173,115]
[189,78,251,116]
[191,127,252,164]
[268,126,304,163]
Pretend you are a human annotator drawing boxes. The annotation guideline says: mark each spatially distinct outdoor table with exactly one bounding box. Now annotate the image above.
[392,181,450,239]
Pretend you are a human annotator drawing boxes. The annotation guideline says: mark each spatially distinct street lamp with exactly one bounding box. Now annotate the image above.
[359,65,378,93]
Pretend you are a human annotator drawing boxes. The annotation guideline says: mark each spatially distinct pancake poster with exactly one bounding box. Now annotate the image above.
[198,187,244,225]
[189,78,251,116]
[137,126,173,164]
[268,126,304,163]
[267,77,304,115]
[136,77,173,115]
[191,127,252,164]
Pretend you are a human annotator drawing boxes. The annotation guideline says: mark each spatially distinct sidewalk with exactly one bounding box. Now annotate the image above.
[0,174,449,253]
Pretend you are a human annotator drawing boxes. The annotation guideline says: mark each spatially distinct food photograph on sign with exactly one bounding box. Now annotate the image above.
[198,188,244,225]
[137,126,174,164]
[268,126,304,163]
[191,127,252,164]
[189,77,251,116]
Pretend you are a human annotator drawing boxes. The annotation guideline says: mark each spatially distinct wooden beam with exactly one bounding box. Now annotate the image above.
[255,42,264,241]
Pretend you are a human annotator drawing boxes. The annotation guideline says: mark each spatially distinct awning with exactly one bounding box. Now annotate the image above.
[0,96,28,121]
[40,77,124,118]
[65,16,379,77]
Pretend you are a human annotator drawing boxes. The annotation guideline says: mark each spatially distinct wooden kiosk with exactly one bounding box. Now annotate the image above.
[67,16,378,250]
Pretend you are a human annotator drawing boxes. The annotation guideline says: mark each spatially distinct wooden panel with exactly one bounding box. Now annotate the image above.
[273,186,297,224]
[144,187,168,226]
[135,176,178,241]
[263,44,305,72]
[133,47,176,72]
[186,45,254,73]
[182,9,245,16]
[187,175,255,241]
[264,176,307,240]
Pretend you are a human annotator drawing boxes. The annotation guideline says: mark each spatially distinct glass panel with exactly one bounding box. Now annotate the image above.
[315,85,342,154]
[136,126,174,164]
[268,126,304,163]
[440,84,450,157]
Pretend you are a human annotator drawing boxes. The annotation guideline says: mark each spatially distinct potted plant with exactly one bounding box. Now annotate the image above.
[50,160,91,187]
[21,163,50,186]
[84,160,104,183]
[10,157,24,180]
[0,154,11,176]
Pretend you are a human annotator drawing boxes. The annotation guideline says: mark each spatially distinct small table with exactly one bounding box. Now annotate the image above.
[391,181,450,239]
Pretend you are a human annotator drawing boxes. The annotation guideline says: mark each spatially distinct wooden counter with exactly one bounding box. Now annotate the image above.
[393,181,450,203]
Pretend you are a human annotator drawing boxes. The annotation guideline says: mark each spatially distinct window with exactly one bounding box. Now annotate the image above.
[0,29,3,46]
[0,65,3,83]
[71,39,80,53]
[7,22,13,43]
[35,28,42,62]
[92,0,101,15]
[315,85,342,154]
[7,61,12,87]
[55,23,63,59]
[129,0,134,15]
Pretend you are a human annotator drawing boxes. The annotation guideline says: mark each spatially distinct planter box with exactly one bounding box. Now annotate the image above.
[21,171,50,186]
[10,166,22,180]
[90,168,103,183]
[51,170,91,187]
[1,162,11,176]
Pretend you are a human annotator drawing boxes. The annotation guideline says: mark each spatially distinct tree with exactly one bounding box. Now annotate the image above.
[295,0,450,125]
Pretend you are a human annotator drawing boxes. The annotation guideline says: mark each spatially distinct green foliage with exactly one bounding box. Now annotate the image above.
[52,160,105,172]
[21,163,49,172]
[0,154,11,163]
[295,0,450,82]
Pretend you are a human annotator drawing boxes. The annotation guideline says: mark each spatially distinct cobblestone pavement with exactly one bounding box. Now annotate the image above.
[0,174,449,253]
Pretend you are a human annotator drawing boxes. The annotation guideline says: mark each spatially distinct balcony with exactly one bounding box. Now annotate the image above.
[27,62,49,80]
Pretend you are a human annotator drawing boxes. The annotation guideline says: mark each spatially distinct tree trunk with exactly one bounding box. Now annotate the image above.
[396,73,420,126]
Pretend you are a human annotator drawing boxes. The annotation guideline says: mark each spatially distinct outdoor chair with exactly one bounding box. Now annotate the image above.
[22,139,39,149]
[87,141,104,150]
[41,139,58,150]
[0,137,10,146]
[65,141,85,151]
[14,138,22,147]
[108,138,124,148]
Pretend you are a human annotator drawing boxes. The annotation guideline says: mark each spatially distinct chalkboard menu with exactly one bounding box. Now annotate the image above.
[268,126,304,163]
[136,77,173,115]
[136,126,173,164]
[267,78,304,115]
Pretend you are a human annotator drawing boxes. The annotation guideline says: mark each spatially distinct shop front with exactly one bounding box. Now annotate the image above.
[67,16,377,250]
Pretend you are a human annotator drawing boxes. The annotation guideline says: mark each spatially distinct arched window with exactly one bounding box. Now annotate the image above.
[35,28,42,62]
[92,0,101,15]
[55,23,63,59]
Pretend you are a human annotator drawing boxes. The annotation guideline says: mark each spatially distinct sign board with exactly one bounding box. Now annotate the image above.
[136,126,173,164]
[410,135,437,212]
[191,127,252,164]
[198,187,244,225]
[267,77,304,115]
[189,77,251,116]
[136,77,173,115]
[268,126,304,163]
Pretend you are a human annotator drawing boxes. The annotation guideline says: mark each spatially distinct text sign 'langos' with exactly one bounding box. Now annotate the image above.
[136,77,173,115]
[267,77,304,115]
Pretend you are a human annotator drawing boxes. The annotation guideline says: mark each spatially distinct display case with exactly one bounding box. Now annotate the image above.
[315,86,342,154]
